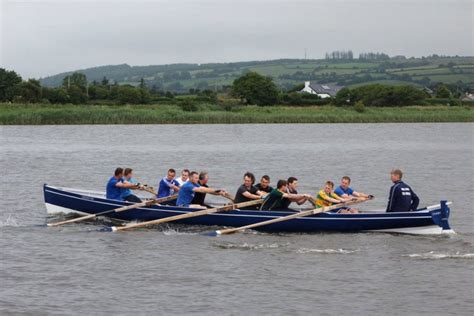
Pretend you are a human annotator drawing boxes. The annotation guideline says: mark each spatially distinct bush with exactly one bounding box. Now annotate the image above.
[178,99,199,112]
[231,71,279,106]
[354,100,365,113]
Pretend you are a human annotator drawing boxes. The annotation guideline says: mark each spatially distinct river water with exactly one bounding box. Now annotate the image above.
[0,123,473,315]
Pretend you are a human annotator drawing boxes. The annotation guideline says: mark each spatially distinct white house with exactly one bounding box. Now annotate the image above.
[300,81,343,98]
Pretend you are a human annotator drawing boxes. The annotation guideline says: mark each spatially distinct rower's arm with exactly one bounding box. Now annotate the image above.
[116,181,138,189]
[242,191,262,200]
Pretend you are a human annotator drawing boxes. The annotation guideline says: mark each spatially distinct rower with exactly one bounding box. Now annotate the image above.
[176,171,228,207]
[106,167,141,201]
[334,176,371,199]
[255,175,273,193]
[386,169,419,212]
[121,168,143,202]
[175,169,190,186]
[157,168,180,198]
[315,181,356,214]
[234,172,266,209]
[191,171,212,208]
[280,177,311,209]
[260,179,301,211]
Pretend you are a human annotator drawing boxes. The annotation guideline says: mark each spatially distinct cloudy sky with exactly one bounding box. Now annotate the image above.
[1,0,472,79]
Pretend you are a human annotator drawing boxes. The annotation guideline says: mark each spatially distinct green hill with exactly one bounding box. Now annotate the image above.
[39,56,474,92]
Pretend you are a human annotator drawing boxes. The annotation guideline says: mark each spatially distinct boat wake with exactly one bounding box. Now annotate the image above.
[213,242,289,250]
[0,215,20,227]
[296,248,359,255]
[404,251,474,260]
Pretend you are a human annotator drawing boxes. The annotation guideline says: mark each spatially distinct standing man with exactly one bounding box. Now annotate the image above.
[280,177,312,209]
[157,168,180,198]
[121,168,144,202]
[334,176,371,199]
[386,169,419,212]
[175,169,190,186]
[176,171,228,207]
[106,167,141,201]
[255,175,273,193]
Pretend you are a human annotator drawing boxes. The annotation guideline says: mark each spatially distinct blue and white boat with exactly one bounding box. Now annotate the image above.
[44,184,455,235]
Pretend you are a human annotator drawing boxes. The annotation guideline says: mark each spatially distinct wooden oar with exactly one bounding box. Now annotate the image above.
[47,194,178,227]
[142,186,157,196]
[110,199,264,232]
[212,197,371,236]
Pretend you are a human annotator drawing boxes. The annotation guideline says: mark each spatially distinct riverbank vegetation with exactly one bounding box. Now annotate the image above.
[0,103,472,124]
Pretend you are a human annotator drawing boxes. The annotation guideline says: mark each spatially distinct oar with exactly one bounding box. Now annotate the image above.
[211,197,371,236]
[47,194,178,227]
[142,185,157,196]
[110,199,264,232]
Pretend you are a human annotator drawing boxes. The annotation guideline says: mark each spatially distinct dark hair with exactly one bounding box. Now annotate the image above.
[261,175,270,181]
[168,168,176,174]
[114,167,123,176]
[189,171,198,178]
[287,177,297,184]
[325,181,334,188]
[244,172,256,184]
[391,169,403,179]
[199,171,208,181]
[124,168,133,176]
[277,179,287,189]
[182,169,190,174]
[342,176,351,183]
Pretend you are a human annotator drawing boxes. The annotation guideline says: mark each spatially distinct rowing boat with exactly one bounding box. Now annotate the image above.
[44,184,455,235]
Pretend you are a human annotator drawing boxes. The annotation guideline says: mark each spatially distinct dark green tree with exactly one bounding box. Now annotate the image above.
[0,68,22,101]
[231,71,279,106]
[62,72,87,91]
[101,76,109,86]
[436,85,451,98]
[42,87,70,104]
[68,86,88,104]
[15,79,42,103]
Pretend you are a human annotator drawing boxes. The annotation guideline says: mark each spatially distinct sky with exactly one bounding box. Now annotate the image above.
[1,0,472,79]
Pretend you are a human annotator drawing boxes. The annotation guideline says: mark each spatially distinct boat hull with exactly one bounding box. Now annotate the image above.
[44,184,454,234]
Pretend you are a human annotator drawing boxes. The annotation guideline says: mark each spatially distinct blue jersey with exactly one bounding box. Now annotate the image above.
[157,177,180,198]
[106,176,123,200]
[334,185,354,196]
[121,177,137,199]
[176,181,200,206]
[386,181,420,212]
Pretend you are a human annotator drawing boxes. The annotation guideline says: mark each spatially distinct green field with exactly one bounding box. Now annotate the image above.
[1,103,472,125]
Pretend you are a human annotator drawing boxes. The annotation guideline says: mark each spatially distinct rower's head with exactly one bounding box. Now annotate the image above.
[390,169,403,183]
[199,171,209,185]
[189,171,199,184]
[114,167,124,179]
[243,172,256,187]
[287,177,298,190]
[260,175,270,189]
[341,176,351,189]
[324,181,334,194]
[277,179,287,192]
[124,168,133,180]
[167,168,176,181]
[181,169,190,181]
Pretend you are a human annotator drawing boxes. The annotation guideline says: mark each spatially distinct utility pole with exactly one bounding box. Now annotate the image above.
[304,48,307,60]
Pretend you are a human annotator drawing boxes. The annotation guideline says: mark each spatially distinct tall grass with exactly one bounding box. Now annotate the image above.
[0,103,472,124]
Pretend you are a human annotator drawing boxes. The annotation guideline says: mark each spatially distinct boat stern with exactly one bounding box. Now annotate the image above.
[430,200,455,234]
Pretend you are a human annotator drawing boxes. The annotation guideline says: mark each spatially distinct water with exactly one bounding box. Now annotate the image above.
[0,123,473,315]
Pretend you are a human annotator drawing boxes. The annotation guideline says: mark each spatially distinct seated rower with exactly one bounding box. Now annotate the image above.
[106,167,142,201]
[315,181,357,214]
[157,168,180,198]
[175,169,190,186]
[280,177,312,209]
[121,168,144,203]
[254,175,273,193]
[334,176,371,199]
[191,171,212,208]
[260,180,302,211]
[386,169,419,212]
[234,172,266,209]
[176,171,228,207]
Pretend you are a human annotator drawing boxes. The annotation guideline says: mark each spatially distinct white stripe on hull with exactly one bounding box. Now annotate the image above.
[45,203,89,215]
[369,225,456,235]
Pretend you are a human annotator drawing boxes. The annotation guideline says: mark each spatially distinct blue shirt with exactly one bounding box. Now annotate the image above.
[334,185,354,196]
[157,177,180,198]
[121,177,137,199]
[176,181,200,206]
[106,176,123,200]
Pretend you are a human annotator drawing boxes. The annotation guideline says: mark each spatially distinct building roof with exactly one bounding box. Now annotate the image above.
[307,83,343,96]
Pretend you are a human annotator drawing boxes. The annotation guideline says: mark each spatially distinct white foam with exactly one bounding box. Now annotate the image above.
[296,248,359,254]
[0,215,19,227]
[405,251,474,260]
[214,242,288,250]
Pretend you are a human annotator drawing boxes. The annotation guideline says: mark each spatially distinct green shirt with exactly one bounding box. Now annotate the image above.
[261,189,284,210]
